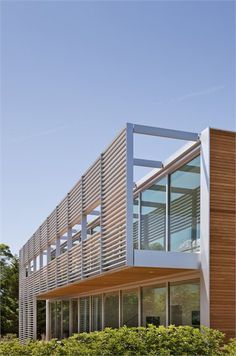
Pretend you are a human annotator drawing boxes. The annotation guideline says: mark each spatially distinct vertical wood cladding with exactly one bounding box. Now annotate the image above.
[210,129,236,339]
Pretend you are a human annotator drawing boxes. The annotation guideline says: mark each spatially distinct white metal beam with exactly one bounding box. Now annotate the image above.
[134,250,200,269]
[133,124,199,141]
[133,158,163,168]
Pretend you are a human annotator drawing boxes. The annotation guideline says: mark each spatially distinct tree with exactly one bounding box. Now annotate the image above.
[0,244,19,336]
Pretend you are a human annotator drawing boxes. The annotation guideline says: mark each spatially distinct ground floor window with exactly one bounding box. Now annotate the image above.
[122,289,138,327]
[50,301,62,339]
[104,292,119,328]
[80,297,90,332]
[47,278,200,338]
[169,279,200,327]
[92,295,102,331]
[72,299,78,334]
[142,284,166,327]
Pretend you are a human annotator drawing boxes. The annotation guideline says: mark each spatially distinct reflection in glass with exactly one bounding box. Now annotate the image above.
[62,301,69,338]
[80,297,90,332]
[142,284,166,327]
[170,280,200,327]
[133,197,139,249]
[170,156,200,252]
[92,295,102,331]
[141,177,166,250]
[122,289,138,327]
[104,292,119,328]
[72,299,78,334]
[50,301,62,339]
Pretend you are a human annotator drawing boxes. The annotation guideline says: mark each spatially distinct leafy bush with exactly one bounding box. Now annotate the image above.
[223,338,236,355]
[0,326,235,356]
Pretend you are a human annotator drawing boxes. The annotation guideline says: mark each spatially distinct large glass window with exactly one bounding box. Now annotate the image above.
[37,300,46,339]
[170,280,200,327]
[72,299,78,334]
[141,177,166,250]
[50,301,62,339]
[142,284,166,327]
[62,301,69,338]
[104,292,119,328]
[170,156,200,252]
[80,297,90,333]
[122,289,138,327]
[92,295,102,331]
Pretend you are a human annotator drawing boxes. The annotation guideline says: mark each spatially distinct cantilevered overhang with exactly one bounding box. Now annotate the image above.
[37,261,200,300]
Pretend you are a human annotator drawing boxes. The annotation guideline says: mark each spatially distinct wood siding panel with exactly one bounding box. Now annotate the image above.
[210,129,236,339]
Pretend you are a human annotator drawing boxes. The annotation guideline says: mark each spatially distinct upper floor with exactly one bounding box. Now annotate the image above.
[19,124,208,297]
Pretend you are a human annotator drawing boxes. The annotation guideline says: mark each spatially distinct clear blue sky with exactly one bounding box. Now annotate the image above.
[1,1,235,255]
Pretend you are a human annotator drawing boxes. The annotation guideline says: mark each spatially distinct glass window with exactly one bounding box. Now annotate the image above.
[133,197,139,249]
[104,292,119,328]
[29,259,34,273]
[92,295,102,331]
[141,177,166,250]
[80,297,90,332]
[25,264,29,277]
[170,156,200,252]
[36,255,40,271]
[122,289,138,327]
[170,279,200,327]
[62,301,69,338]
[142,284,166,327]
[37,300,46,339]
[50,301,62,339]
[72,299,78,334]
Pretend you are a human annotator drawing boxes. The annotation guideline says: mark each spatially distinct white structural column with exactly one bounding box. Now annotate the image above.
[126,123,134,266]
[46,300,50,341]
[33,297,37,340]
[200,127,210,327]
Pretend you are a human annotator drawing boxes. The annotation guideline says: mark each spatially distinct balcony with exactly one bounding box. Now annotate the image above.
[20,124,201,300]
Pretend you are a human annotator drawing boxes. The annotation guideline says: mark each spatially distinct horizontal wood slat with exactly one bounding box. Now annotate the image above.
[210,129,236,340]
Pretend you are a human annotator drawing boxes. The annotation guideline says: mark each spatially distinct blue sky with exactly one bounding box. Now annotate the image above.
[1,1,235,255]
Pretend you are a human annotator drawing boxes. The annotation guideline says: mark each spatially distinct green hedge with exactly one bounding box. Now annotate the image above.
[0,326,236,356]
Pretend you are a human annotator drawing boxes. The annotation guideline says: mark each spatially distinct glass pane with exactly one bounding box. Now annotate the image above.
[122,289,138,327]
[80,297,90,332]
[133,197,139,249]
[62,301,69,338]
[50,301,62,339]
[104,292,119,328]
[37,300,46,339]
[92,295,102,331]
[170,156,200,252]
[142,284,166,327]
[170,279,200,327]
[141,177,166,250]
[50,301,56,339]
[72,299,78,334]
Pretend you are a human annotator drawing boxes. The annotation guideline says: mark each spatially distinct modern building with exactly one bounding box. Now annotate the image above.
[19,124,236,341]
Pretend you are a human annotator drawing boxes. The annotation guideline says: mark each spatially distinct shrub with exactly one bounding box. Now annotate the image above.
[0,325,234,356]
[223,338,236,355]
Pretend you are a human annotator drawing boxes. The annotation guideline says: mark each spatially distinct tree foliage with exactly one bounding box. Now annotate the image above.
[0,244,19,336]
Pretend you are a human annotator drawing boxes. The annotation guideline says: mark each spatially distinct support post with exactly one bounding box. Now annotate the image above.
[33,298,37,340]
[46,300,50,341]
[126,123,134,266]
[200,127,210,327]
